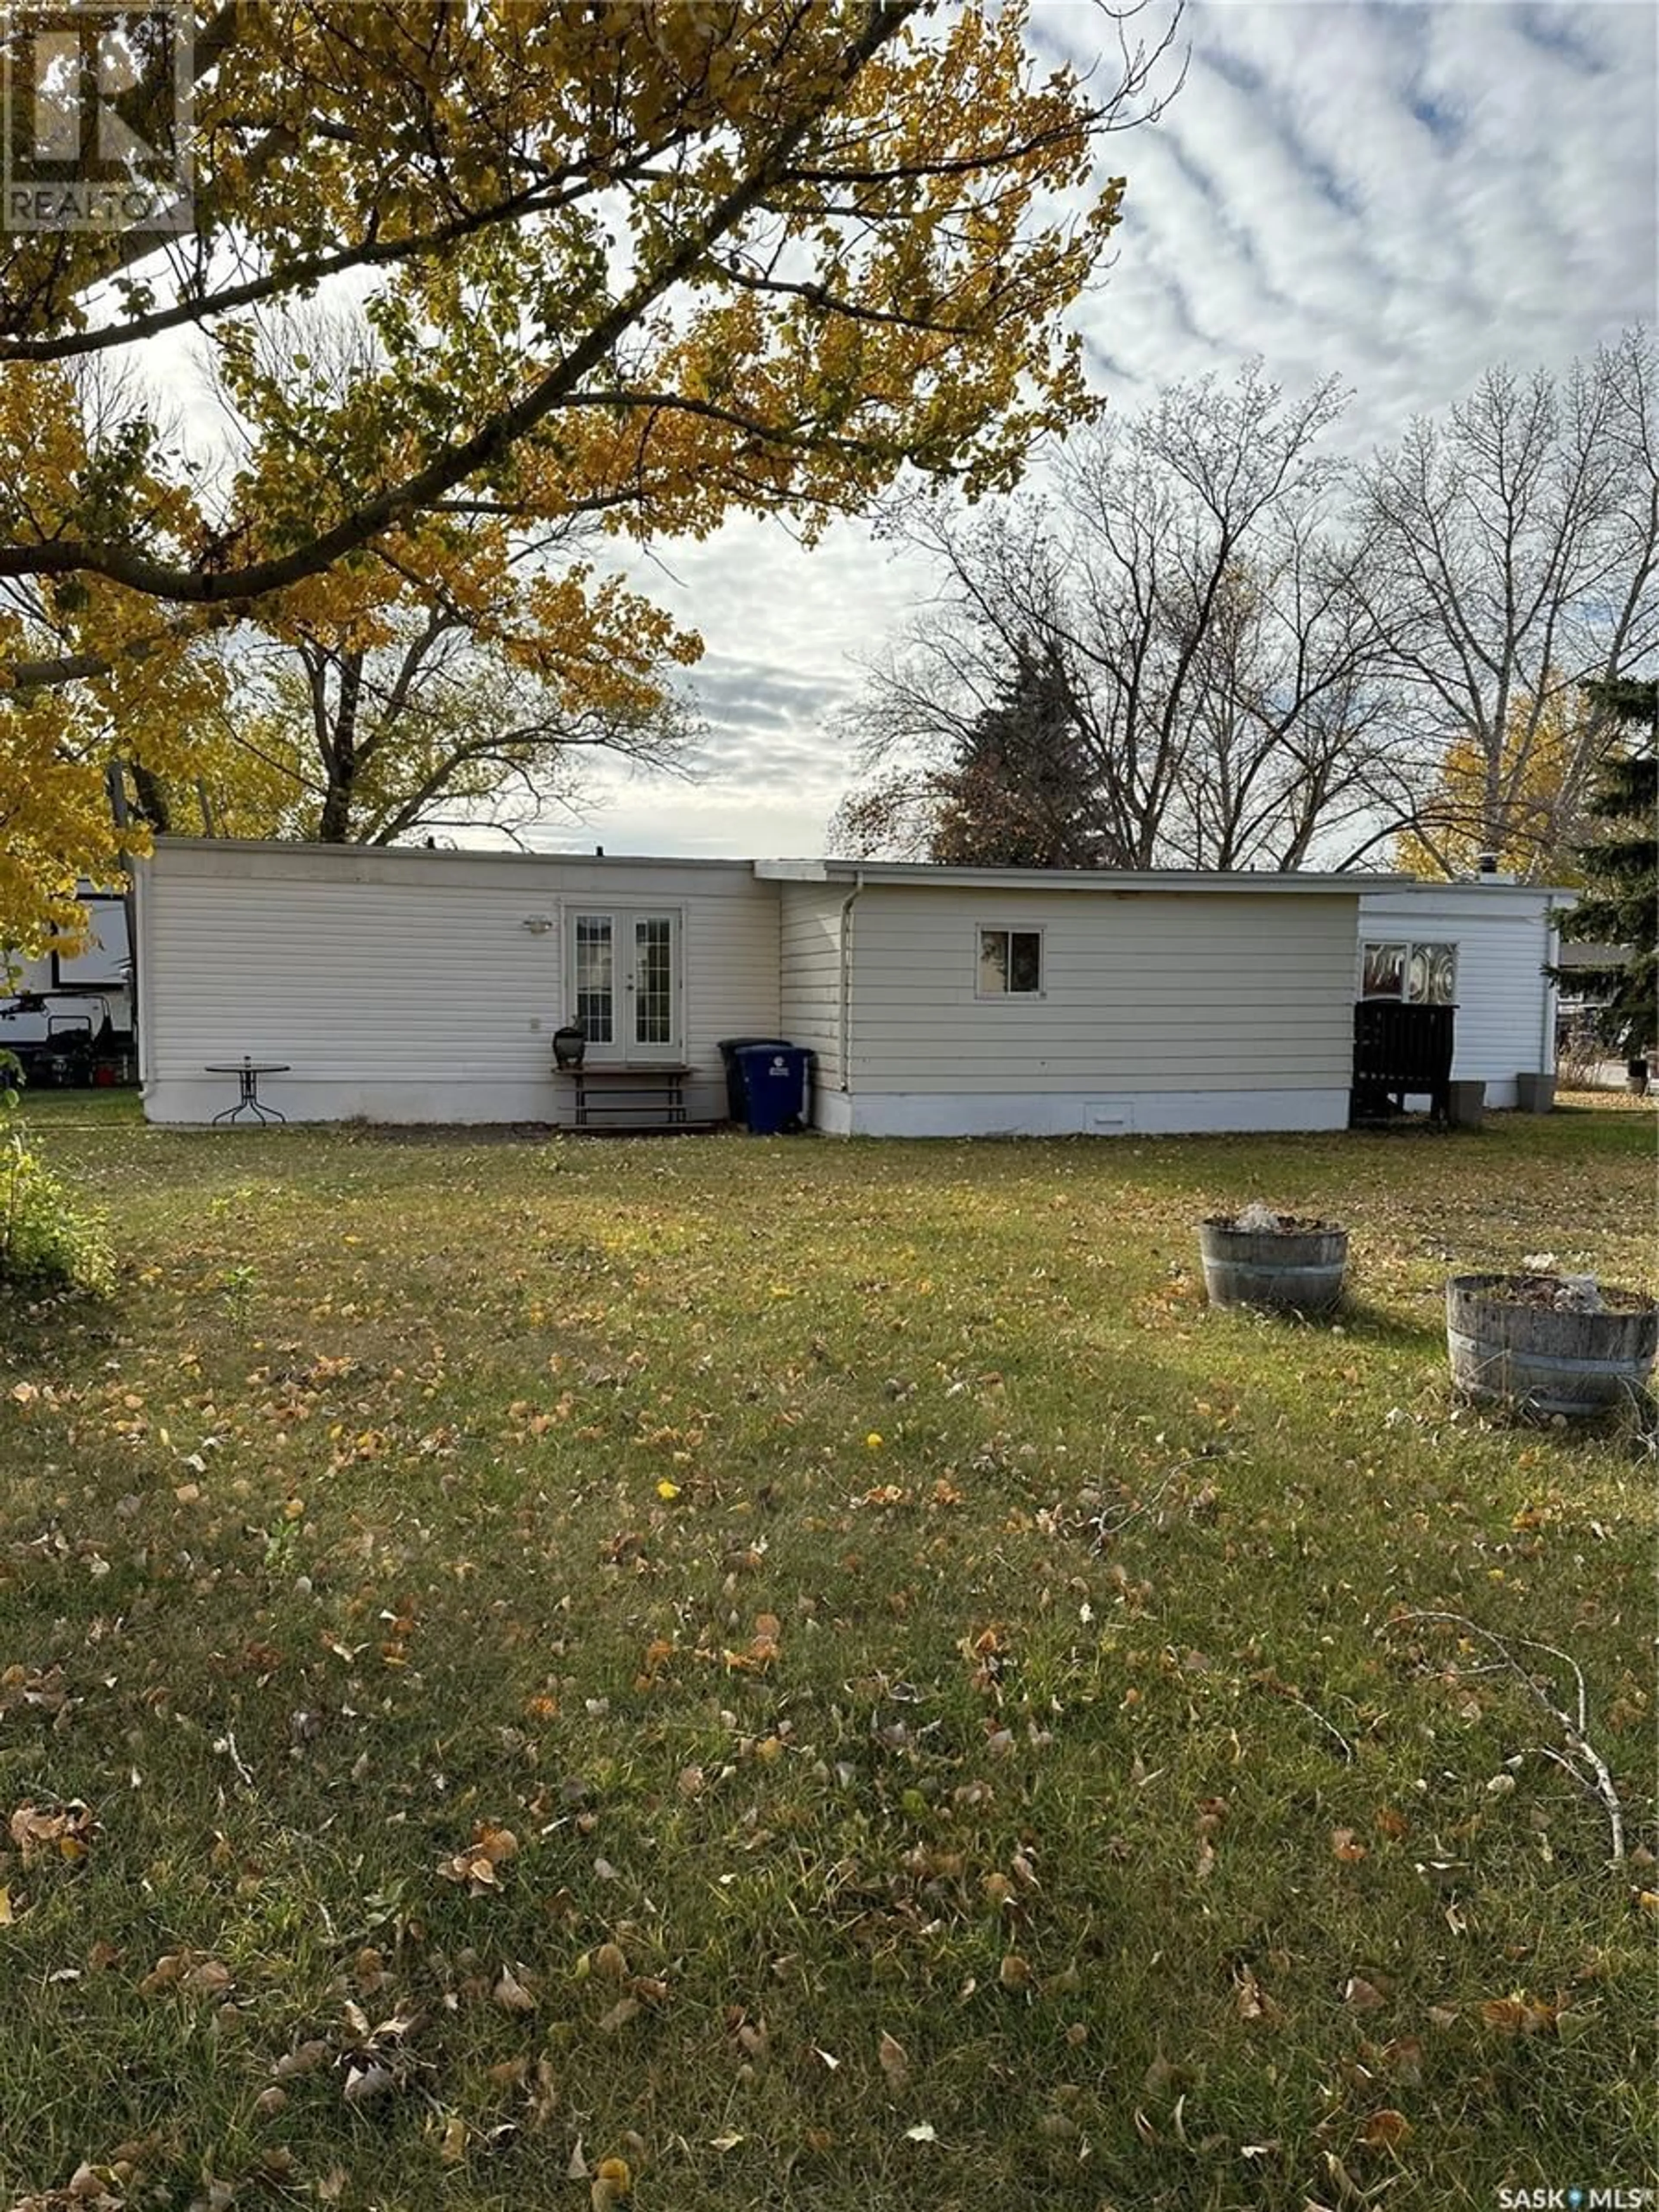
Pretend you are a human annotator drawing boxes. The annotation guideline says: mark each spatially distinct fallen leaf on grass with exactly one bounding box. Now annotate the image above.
[272,2039,330,2080]
[1331,1828,1368,1863]
[1377,2035,1424,2085]
[342,2060,397,2107]
[137,1950,234,1999]
[0,1665,71,1724]
[8,1801,96,1866]
[1234,1964,1284,2025]
[878,2031,910,2094]
[591,2156,631,2209]
[64,2164,124,2208]
[1342,1977,1387,2012]
[904,2123,938,2142]
[1358,2108,1412,2148]
[437,1822,519,1893]
[493,1965,537,2014]
[1479,1992,1558,2035]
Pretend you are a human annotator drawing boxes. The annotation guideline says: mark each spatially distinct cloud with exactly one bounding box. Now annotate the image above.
[591,0,1653,862]
[138,3,1657,864]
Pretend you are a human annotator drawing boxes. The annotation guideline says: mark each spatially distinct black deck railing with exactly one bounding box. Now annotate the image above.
[1351,1001,1456,1123]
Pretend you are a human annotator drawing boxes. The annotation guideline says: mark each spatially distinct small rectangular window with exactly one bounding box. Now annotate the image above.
[978,928,1042,997]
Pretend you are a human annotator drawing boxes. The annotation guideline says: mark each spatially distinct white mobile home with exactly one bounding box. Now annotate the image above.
[136,842,778,1127]
[133,841,1566,1135]
[768,861,1366,1137]
[1356,879,1569,1112]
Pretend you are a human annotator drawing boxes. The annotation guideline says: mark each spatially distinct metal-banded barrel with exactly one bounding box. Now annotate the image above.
[1198,1223,1348,1313]
[1446,1273,1659,1419]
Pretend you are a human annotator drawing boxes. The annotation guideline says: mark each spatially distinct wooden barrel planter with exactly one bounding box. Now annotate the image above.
[1198,1215,1349,1314]
[1446,1273,1659,1419]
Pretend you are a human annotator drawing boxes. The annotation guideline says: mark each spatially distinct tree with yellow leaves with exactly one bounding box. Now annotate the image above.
[0,0,1179,946]
[1392,680,1595,883]
[1361,332,1657,883]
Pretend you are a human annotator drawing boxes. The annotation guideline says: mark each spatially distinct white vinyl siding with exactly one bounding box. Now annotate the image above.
[842,887,1357,1096]
[777,882,845,1094]
[139,842,779,1125]
[1359,886,1560,1106]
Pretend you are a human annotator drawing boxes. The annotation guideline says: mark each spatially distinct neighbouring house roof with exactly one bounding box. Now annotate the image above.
[1554,941,1630,969]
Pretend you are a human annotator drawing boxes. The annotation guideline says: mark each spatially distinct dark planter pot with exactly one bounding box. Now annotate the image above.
[1446,1273,1659,1420]
[1198,1220,1348,1313]
[1627,1058,1649,1096]
[552,1025,587,1071]
[1446,1079,1485,1128]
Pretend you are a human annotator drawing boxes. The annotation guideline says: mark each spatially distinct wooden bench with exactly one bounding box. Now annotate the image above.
[562,1064,693,1128]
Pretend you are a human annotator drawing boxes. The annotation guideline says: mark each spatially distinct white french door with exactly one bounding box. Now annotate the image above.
[569,910,682,1062]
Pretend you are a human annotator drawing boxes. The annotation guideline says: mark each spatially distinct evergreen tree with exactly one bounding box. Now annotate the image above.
[1552,680,1657,1055]
[930,644,1104,868]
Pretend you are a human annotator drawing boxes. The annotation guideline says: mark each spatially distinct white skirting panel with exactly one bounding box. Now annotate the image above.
[144,1077,729,1126]
[814,1087,1351,1139]
[810,1090,855,1136]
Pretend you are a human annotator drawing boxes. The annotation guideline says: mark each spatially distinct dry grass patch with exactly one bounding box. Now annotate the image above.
[0,1096,1653,2211]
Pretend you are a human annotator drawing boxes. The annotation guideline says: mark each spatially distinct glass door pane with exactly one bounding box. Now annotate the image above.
[574,915,613,1045]
[633,915,674,1048]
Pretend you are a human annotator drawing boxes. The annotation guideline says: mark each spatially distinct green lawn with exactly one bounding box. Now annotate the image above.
[1,1097,1654,2212]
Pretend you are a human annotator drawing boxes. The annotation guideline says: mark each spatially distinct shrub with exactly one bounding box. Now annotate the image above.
[0,1119,114,1297]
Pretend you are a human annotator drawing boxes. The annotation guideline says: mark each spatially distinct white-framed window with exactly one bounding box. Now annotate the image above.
[978,926,1044,998]
[1361,939,1456,1004]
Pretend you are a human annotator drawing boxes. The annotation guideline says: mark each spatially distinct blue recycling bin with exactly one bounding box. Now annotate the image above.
[717,1036,793,1124]
[734,1044,814,1136]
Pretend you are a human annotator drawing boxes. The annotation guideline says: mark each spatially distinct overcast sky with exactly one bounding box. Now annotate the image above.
[545,0,1656,863]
